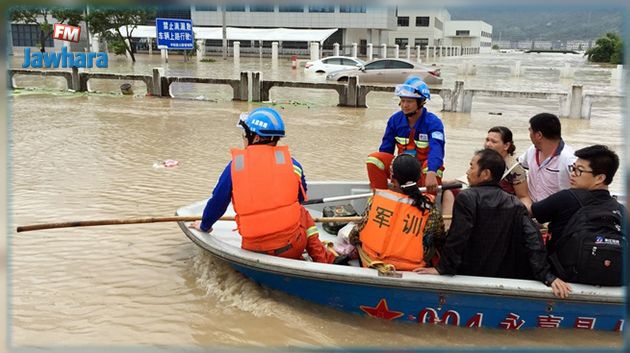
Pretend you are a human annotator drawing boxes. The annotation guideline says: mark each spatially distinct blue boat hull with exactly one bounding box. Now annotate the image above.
[177,181,625,333]
[231,262,624,331]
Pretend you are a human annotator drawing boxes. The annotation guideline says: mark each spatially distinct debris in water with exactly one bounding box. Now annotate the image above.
[153,159,180,169]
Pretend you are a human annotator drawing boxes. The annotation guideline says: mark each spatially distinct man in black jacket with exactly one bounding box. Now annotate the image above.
[415,148,571,298]
[530,145,625,286]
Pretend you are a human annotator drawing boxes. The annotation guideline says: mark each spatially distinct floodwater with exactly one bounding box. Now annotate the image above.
[8,51,625,350]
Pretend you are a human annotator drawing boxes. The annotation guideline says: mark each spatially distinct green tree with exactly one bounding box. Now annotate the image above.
[86,7,155,63]
[183,30,199,62]
[10,6,84,53]
[585,32,623,65]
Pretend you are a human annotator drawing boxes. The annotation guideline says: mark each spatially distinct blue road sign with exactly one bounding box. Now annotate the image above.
[156,18,194,50]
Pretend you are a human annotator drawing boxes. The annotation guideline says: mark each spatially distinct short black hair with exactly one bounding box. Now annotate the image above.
[574,145,619,185]
[529,113,561,140]
[474,148,506,183]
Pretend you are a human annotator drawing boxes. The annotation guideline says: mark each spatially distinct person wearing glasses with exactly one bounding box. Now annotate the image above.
[416,148,572,298]
[530,145,625,278]
[366,76,445,194]
[518,113,576,203]
[190,107,340,264]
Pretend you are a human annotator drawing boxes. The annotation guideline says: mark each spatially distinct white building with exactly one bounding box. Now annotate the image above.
[191,5,396,55]
[388,7,451,49]
[443,20,493,53]
[10,5,491,57]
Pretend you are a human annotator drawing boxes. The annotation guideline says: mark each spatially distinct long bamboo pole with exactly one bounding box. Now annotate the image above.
[16,216,365,233]
[17,214,453,233]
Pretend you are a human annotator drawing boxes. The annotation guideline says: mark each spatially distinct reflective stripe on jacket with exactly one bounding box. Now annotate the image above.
[379,108,445,173]
[231,145,302,251]
[394,127,430,160]
[359,189,433,270]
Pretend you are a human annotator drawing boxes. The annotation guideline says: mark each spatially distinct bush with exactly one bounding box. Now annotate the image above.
[107,37,128,56]
[585,32,623,65]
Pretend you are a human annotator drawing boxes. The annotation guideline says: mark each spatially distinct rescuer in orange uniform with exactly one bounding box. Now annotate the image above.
[351,154,440,270]
[190,107,337,264]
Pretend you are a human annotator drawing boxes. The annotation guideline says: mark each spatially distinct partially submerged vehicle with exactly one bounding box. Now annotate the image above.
[325,59,442,85]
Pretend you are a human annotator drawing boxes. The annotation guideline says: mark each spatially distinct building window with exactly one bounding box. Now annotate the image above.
[282,41,307,49]
[339,5,366,13]
[434,17,443,30]
[279,5,304,12]
[415,16,429,27]
[414,38,428,49]
[394,38,408,48]
[226,5,245,12]
[397,16,409,27]
[155,7,192,19]
[250,5,274,12]
[308,5,334,13]
[195,5,217,11]
[456,30,470,36]
[11,24,53,47]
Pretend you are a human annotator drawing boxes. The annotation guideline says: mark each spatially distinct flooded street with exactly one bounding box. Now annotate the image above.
[8,51,625,349]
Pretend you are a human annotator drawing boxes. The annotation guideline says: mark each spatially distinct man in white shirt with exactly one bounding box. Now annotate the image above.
[518,113,576,203]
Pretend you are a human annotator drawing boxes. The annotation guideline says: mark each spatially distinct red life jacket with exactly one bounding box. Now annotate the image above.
[230,145,304,251]
[359,189,434,270]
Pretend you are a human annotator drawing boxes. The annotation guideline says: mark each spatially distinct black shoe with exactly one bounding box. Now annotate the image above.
[333,254,351,266]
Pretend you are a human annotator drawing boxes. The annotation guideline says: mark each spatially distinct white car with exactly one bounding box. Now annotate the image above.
[304,56,366,74]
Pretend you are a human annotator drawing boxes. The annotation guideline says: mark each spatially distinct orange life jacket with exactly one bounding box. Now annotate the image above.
[395,127,429,161]
[231,145,304,252]
[359,189,434,270]
[395,128,445,178]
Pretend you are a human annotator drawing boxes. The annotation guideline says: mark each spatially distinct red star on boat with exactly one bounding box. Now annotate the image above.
[360,298,404,320]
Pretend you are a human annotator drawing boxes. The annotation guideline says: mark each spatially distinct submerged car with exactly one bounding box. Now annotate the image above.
[305,56,366,74]
[325,58,442,85]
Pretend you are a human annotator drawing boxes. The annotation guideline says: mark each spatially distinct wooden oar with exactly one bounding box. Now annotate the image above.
[302,182,463,205]
[16,215,365,233]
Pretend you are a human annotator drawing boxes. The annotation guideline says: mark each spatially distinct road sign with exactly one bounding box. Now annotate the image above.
[156,18,194,50]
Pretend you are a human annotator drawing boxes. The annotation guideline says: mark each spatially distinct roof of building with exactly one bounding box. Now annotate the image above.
[117,25,338,43]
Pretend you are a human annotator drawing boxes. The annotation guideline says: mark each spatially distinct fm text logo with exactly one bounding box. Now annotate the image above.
[53,23,81,43]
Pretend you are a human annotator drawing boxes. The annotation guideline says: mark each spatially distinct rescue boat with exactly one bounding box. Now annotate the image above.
[176,181,625,332]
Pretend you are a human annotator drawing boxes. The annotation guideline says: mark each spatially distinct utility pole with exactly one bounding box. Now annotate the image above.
[222,4,227,60]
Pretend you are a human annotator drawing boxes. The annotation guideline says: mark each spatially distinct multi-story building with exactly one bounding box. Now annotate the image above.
[443,20,493,53]
[389,7,451,49]
[190,5,396,54]
[9,5,492,57]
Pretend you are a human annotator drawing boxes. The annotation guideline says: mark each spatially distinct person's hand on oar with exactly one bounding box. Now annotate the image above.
[189,220,210,233]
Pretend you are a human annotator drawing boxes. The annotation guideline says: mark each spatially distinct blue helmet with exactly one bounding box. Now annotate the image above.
[238,107,286,137]
[394,76,430,100]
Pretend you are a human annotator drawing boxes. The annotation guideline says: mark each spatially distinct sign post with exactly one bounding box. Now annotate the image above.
[156,18,194,51]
